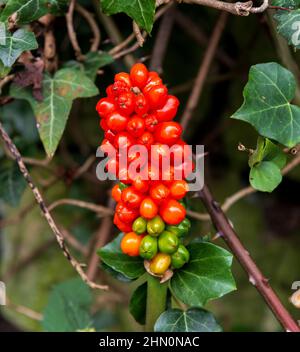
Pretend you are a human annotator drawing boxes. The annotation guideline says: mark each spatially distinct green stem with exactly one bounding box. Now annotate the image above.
[145,274,168,332]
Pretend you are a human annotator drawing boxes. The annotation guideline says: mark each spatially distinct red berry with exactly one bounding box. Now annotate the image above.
[137,132,154,150]
[104,129,116,143]
[130,63,149,88]
[159,199,186,225]
[100,118,108,131]
[115,72,132,87]
[154,121,182,145]
[112,80,130,97]
[106,112,129,133]
[145,84,168,109]
[143,72,162,93]
[111,184,122,202]
[156,95,179,122]
[114,132,135,150]
[121,186,143,208]
[113,214,132,232]
[145,114,159,132]
[116,202,139,223]
[116,92,135,115]
[149,183,170,204]
[132,176,149,193]
[96,98,116,118]
[134,94,149,116]
[126,116,145,137]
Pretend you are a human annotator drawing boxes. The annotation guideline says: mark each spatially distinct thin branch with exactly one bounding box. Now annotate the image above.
[173,10,234,68]
[6,298,43,321]
[86,198,115,280]
[0,74,15,93]
[75,3,101,52]
[0,121,108,291]
[181,12,228,131]
[60,227,89,256]
[43,15,57,73]
[109,33,135,55]
[133,21,145,47]
[177,0,268,16]
[48,198,113,216]
[149,4,175,73]
[66,0,84,61]
[199,184,300,332]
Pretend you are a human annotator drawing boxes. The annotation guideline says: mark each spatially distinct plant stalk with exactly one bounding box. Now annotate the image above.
[145,274,168,332]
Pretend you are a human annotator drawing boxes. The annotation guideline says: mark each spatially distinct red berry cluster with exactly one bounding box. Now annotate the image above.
[96,63,193,275]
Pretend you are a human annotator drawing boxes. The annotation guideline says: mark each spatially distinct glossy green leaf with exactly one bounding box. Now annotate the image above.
[249,137,287,168]
[231,63,300,148]
[170,242,236,307]
[10,68,98,157]
[273,0,300,48]
[129,282,147,325]
[42,278,93,332]
[250,161,282,192]
[65,52,114,81]
[154,308,222,332]
[0,26,38,67]
[0,161,26,207]
[0,0,68,24]
[101,262,133,283]
[98,233,145,279]
[100,0,156,33]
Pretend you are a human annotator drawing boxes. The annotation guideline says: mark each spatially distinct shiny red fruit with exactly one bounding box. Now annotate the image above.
[114,132,135,150]
[106,112,129,133]
[115,72,132,87]
[117,92,135,115]
[115,202,139,223]
[96,98,116,118]
[143,72,162,93]
[134,94,149,115]
[104,129,116,143]
[112,80,130,97]
[113,214,132,232]
[100,118,108,131]
[126,116,145,137]
[130,63,149,88]
[159,199,186,225]
[154,121,182,145]
[121,186,143,208]
[132,176,149,193]
[137,132,154,150]
[149,183,170,204]
[100,139,115,156]
[156,95,179,122]
[145,84,168,109]
[111,184,122,202]
[145,114,159,132]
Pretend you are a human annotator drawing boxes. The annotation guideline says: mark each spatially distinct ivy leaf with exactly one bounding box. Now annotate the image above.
[249,137,287,168]
[154,308,223,332]
[273,0,300,48]
[0,161,26,207]
[231,63,300,148]
[42,278,93,332]
[0,26,38,67]
[0,0,68,24]
[101,262,133,282]
[170,242,236,307]
[65,52,114,81]
[249,161,283,192]
[98,233,145,279]
[100,0,156,33]
[129,282,147,325]
[10,68,98,157]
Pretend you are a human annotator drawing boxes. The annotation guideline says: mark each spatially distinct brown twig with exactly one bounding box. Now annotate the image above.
[0,121,108,291]
[75,3,101,52]
[133,21,145,47]
[0,74,15,93]
[149,4,175,73]
[181,12,228,131]
[86,198,115,280]
[6,298,43,321]
[173,10,234,68]
[176,0,268,16]
[48,198,113,216]
[199,184,300,332]
[43,15,57,73]
[66,0,85,61]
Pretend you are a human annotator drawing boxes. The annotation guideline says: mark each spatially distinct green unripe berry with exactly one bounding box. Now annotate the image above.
[158,231,179,255]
